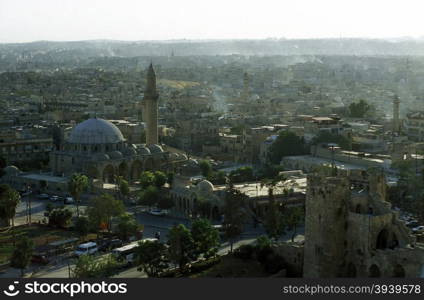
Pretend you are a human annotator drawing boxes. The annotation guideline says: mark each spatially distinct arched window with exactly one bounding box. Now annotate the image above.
[393,264,405,278]
[369,264,381,277]
[376,229,389,249]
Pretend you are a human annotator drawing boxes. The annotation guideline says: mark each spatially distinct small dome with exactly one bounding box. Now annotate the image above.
[68,118,125,144]
[169,153,179,160]
[189,158,198,165]
[180,154,188,160]
[197,180,214,193]
[93,153,110,161]
[123,147,137,156]
[148,144,164,153]
[108,151,123,159]
[138,146,151,155]
[4,165,20,175]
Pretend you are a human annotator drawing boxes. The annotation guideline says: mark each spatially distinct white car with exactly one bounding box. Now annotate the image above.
[74,242,98,256]
[412,226,424,233]
[64,197,75,204]
[148,209,168,216]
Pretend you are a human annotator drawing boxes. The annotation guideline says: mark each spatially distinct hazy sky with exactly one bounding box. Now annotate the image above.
[1,0,423,43]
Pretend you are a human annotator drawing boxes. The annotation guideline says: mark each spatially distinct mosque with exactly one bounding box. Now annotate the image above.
[2,64,185,193]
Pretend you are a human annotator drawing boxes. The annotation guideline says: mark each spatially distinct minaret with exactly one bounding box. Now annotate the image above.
[143,63,159,145]
[242,72,250,101]
[393,94,400,135]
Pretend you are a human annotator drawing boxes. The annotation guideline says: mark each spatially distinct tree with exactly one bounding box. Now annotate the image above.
[115,213,139,241]
[0,156,6,178]
[74,216,90,237]
[153,171,167,188]
[268,131,307,164]
[199,160,212,178]
[349,99,371,118]
[138,185,159,207]
[116,176,130,201]
[68,173,89,217]
[140,171,155,189]
[263,187,286,241]
[73,254,120,278]
[11,236,34,277]
[312,131,352,150]
[191,218,220,258]
[157,195,174,210]
[0,184,20,227]
[48,207,73,228]
[135,239,169,277]
[222,183,247,252]
[167,172,174,188]
[229,166,254,183]
[167,224,196,270]
[87,194,125,232]
[208,170,226,185]
[285,207,304,242]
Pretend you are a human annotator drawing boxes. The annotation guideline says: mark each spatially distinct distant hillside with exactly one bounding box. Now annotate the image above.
[1,38,424,72]
[2,38,424,57]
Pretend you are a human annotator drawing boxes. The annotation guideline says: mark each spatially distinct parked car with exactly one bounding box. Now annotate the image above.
[64,197,75,204]
[49,195,60,202]
[148,209,168,216]
[74,242,98,256]
[31,254,49,265]
[412,226,424,234]
[99,239,123,252]
[37,193,49,199]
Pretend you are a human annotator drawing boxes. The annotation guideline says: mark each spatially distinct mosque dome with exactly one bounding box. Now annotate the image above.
[138,146,151,155]
[197,180,214,193]
[68,118,125,144]
[108,151,123,159]
[4,165,20,176]
[123,147,137,156]
[148,144,164,153]
[93,153,110,161]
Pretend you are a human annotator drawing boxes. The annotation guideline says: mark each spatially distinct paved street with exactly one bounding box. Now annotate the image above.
[2,198,305,278]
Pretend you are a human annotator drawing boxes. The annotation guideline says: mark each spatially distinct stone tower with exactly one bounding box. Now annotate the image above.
[303,174,350,277]
[143,63,159,145]
[393,94,400,135]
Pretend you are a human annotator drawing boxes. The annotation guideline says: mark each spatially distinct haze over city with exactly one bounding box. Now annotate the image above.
[1,0,424,43]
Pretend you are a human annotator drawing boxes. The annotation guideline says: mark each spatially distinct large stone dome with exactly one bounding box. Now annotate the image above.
[68,118,125,144]
[197,180,214,193]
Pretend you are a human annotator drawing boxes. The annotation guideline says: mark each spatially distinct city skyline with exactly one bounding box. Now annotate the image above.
[1,0,424,43]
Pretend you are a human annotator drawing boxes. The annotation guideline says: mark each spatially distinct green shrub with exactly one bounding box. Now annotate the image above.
[234,244,255,260]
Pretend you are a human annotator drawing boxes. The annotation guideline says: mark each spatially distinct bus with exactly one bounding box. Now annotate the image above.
[111,238,157,264]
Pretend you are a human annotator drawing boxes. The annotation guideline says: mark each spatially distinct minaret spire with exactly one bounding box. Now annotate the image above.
[143,63,159,145]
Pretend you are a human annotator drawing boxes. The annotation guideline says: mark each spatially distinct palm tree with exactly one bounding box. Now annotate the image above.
[68,173,89,217]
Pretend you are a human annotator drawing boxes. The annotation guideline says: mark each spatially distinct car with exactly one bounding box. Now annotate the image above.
[64,197,75,204]
[99,239,123,252]
[37,193,49,199]
[49,195,60,202]
[412,226,424,233]
[148,209,168,216]
[74,242,98,256]
[31,254,49,265]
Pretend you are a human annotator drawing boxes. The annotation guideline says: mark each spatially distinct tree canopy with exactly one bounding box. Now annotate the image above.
[135,239,169,277]
[349,99,372,118]
[0,184,20,227]
[167,224,196,269]
[268,131,307,164]
[191,218,220,258]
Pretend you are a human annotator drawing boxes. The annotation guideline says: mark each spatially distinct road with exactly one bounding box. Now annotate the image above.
[4,200,305,278]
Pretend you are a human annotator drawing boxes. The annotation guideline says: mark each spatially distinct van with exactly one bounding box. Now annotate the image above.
[74,242,98,256]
